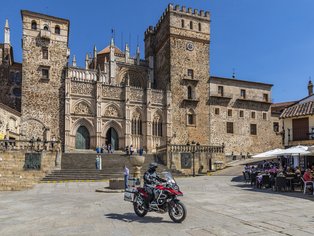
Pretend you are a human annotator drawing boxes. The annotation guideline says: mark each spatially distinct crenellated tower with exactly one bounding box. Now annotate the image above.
[144,4,211,145]
[20,10,70,144]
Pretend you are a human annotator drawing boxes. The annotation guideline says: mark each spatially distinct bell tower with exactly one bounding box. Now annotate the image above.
[20,10,69,143]
[145,4,210,145]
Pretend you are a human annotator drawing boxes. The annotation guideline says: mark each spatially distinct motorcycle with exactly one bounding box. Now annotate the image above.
[124,172,187,223]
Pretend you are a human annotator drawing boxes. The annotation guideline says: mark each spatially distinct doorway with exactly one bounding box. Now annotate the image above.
[75,126,90,149]
[106,127,119,151]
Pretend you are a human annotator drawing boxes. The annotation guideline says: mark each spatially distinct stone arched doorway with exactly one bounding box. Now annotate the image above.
[106,127,119,151]
[75,126,90,149]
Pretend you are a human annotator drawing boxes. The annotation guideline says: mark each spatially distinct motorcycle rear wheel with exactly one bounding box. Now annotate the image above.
[168,201,186,223]
[133,196,148,217]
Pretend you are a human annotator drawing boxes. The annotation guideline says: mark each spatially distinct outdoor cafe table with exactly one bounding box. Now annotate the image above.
[285,176,294,191]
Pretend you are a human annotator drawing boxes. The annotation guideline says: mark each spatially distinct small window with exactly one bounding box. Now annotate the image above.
[215,108,220,115]
[227,122,234,134]
[263,93,269,102]
[190,21,193,30]
[187,86,192,99]
[198,22,201,31]
[239,110,244,118]
[43,25,49,31]
[250,124,257,135]
[251,112,256,119]
[240,89,246,99]
[42,68,49,79]
[273,122,279,132]
[218,86,224,96]
[187,69,194,78]
[42,47,48,59]
[31,21,37,30]
[188,114,194,125]
[263,112,267,120]
[181,19,185,28]
[228,109,232,117]
[55,25,60,34]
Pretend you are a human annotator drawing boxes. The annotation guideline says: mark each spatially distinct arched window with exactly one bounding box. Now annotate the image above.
[198,22,202,31]
[132,111,142,135]
[181,19,185,28]
[31,21,37,30]
[188,86,193,99]
[55,25,60,34]
[43,25,49,31]
[152,113,162,137]
[190,21,193,30]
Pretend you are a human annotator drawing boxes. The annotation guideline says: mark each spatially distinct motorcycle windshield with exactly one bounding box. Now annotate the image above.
[161,171,176,184]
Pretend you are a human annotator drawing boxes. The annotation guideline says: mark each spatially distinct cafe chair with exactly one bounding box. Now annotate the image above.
[301,177,314,195]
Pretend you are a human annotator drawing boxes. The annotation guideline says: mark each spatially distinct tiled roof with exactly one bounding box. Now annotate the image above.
[98,46,123,55]
[271,101,296,114]
[280,101,314,118]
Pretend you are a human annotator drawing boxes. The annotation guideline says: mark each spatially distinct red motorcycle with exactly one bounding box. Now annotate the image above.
[124,172,187,223]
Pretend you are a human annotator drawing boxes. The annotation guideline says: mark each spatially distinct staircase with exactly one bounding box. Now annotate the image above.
[41,152,174,181]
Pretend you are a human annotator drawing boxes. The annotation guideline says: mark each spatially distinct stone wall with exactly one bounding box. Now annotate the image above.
[0,103,21,139]
[20,11,69,144]
[209,77,282,157]
[0,150,58,190]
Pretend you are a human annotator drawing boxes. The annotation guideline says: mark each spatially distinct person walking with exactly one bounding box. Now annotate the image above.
[124,165,129,189]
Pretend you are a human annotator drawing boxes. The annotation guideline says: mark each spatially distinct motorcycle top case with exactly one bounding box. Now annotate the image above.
[124,189,136,202]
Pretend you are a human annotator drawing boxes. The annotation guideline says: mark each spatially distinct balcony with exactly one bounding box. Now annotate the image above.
[209,92,233,99]
[40,30,51,39]
[182,75,199,84]
[182,98,199,106]
[236,97,272,105]
[288,139,314,146]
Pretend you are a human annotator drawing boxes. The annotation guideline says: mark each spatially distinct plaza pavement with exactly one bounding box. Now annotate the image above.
[0,170,314,236]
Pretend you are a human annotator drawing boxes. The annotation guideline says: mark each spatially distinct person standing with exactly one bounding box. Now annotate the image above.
[124,165,129,189]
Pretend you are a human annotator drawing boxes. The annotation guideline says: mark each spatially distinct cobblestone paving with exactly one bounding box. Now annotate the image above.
[0,175,314,236]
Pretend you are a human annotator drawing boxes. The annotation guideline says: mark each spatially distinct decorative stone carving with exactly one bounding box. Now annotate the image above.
[130,89,144,102]
[102,86,123,99]
[152,91,163,104]
[71,82,93,95]
[104,105,119,117]
[74,102,92,115]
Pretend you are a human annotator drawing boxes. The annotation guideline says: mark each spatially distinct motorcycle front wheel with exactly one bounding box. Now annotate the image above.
[133,195,148,217]
[168,201,187,223]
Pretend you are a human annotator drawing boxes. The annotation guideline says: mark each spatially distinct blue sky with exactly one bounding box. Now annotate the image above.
[1,0,314,103]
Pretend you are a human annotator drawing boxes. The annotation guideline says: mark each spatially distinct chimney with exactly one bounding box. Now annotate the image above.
[308,80,313,96]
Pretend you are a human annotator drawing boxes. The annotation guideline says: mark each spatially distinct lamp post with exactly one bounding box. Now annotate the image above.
[187,141,200,177]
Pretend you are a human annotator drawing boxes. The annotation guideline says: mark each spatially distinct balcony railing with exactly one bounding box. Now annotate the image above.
[0,139,60,152]
[209,92,233,99]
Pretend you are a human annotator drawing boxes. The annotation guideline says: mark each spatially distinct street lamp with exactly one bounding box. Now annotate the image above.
[187,141,200,177]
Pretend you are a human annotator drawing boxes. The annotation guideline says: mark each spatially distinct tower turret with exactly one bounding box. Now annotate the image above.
[4,19,10,45]
[136,45,140,65]
[125,43,129,63]
[72,55,77,67]
[85,53,89,69]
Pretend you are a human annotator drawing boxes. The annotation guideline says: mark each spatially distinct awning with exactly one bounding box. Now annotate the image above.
[252,148,285,158]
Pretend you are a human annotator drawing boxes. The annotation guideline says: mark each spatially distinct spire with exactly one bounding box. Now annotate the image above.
[110,37,114,47]
[4,19,10,45]
[72,55,77,67]
[85,53,89,70]
[136,45,140,65]
[93,45,97,58]
[125,43,129,62]
[308,78,313,96]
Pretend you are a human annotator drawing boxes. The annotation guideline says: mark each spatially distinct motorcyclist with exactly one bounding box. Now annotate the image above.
[143,162,166,209]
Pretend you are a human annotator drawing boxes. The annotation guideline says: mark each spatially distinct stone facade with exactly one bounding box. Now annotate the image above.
[20,11,69,145]
[0,102,21,139]
[0,5,283,172]
[209,76,282,158]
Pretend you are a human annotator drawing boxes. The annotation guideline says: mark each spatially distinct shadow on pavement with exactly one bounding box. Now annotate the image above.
[105,213,173,223]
